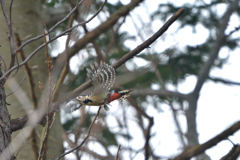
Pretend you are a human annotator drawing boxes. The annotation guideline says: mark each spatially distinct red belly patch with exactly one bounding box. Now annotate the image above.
[108,92,121,103]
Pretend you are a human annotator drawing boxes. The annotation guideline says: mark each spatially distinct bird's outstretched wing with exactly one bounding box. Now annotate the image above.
[86,61,115,97]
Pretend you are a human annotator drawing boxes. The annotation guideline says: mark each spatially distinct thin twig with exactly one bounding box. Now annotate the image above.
[116,144,121,160]
[42,19,51,41]
[0,56,7,73]
[9,0,13,24]
[227,138,236,146]
[15,0,84,52]
[15,137,33,158]
[227,25,240,37]
[111,8,186,69]
[14,33,38,108]
[0,0,108,81]
[38,30,55,160]
[48,112,56,129]
[209,76,240,86]
[0,0,15,79]
[6,73,26,97]
[4,54,20,80]
[52,14,74,102]
[168,101,186,148]
[56,107,102,160]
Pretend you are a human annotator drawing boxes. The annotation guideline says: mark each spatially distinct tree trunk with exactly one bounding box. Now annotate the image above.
[0,0,64,159]
[0,65,14,160]
[186,94,211,160]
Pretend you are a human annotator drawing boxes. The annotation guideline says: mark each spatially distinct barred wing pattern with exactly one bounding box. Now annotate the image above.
[86,62,115,97]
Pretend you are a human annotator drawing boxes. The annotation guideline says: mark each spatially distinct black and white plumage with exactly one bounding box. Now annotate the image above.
[72,61,132,111]
[75,62,115,110]
[86,61,115,98]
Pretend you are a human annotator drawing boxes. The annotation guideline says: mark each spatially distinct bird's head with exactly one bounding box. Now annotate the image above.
[75,95,93,105]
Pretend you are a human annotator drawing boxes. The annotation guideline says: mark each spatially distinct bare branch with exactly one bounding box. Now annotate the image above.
[0,56,7,73]
[209,76,240,86]
[193,0,240,95]
[185,0,240,154]
[15,0,84,52]
[144,117,154,160]
[51,14,74,102]
[220,144,240,160]
[6,73,26,97]
[56,107,102,160]
[0,0,107,81]
[14,33,38,108]
[111,8,186,69]
[37,31,54,160]
[168,101,186,148]
[227,25,240,37]
[116,144,121,160]
[0,0,15,79]
[174,121,240,160]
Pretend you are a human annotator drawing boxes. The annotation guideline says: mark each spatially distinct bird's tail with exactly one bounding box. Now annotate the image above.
[118,89,133,102]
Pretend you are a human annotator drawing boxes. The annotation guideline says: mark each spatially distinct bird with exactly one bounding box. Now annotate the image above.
[74,61,132,111]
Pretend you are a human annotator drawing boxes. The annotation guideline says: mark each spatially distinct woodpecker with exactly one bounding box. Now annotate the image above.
[74,61,132,110]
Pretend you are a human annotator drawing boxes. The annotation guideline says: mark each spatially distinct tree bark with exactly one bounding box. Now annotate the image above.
[0,0,64,159]
[0,65,14,160]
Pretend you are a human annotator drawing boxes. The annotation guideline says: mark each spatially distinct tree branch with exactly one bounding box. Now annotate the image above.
[10,7,185,132]
[56,107,101,160]
[193,0,240,95]
[15,0,84,52]
[220,144,240,160]
[184,0,240,155]
[131,88,188,100]
[111,8,185,69]
[174,121,240,160]
[0,0,106,81]
[0,0,15,80]
[209,76,240,86]
[14,33,38,108]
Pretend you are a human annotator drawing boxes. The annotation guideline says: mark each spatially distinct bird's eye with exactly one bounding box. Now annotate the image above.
[76,96,83,102]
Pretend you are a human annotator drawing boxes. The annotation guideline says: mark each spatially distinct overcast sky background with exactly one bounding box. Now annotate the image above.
[53,0,240,159]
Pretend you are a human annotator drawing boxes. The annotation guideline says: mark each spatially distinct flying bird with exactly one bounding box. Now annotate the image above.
[74,61,132,111]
